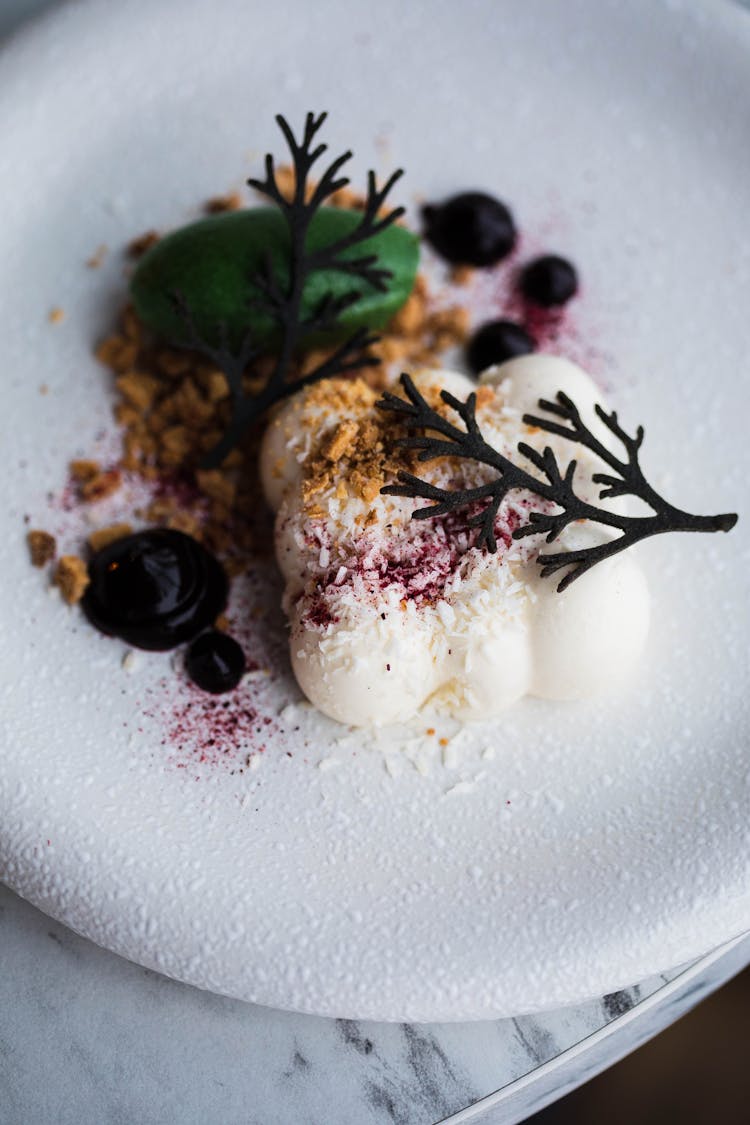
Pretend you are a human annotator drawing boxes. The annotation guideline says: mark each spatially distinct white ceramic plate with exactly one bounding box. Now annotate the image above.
[1,0,748,1021]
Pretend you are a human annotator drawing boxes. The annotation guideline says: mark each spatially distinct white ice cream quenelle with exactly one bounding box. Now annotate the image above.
[261,355,650,727]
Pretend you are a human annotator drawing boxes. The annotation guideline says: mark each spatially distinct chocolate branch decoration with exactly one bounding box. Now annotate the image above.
[171,112,407,467]
[377,374,737,591]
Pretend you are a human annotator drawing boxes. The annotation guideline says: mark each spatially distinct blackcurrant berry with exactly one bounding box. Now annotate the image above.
[520,255,578,307]
[466,319,535,374]
[422,192,516,266]
[185,630,246,694]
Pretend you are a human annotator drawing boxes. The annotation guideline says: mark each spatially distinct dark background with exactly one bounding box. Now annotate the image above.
[526,965,750,1124]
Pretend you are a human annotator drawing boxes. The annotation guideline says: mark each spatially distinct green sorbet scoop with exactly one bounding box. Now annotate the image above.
[130,206,419,351]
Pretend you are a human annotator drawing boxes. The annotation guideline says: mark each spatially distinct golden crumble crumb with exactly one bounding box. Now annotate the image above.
[115,371,161,412]
[300,376,421,510]
[204,191,243,213]
[156,349,193,377]
[87,523,133,553]
[95,335,123,369]
[169,377,215,427]
[127,230,160,258]
[86,244,108,269]
[54,555,90,604]
[81,468,122,503]
[328,184,367,210]
[166,511,203,538]
[320,420,359,462]
[305,376,378,416]
[113,341,139,372]
[432,329,456,352]
[69,459,100,482]
[302,473,332,503]
[158,425,192,466]
[272,163,389,215]
[95,335,139,374]
[202,369,230,403]
[475,385,494,410]
[273,164,295,201]
[377,338,410,364]
[120,306,141,341]
[426,305,471,343]
[298,347,332,377]
[144,403,170,437]
[273,164,314,205]
[350,470,382,504]
[411,348,440,368]
[114,402,142,429]
[449,264,475,286]
[389,292,425,336]
[27,530,56,568]
[145,498,177,522]
[48,307,65,325]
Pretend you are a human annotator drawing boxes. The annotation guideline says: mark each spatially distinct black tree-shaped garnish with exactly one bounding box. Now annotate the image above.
[377,374,737,591]
[172,112,406,467]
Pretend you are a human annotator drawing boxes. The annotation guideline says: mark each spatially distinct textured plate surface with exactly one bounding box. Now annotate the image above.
[0,0,748,1021]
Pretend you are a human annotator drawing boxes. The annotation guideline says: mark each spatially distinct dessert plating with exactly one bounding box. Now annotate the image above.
[29,110,738,731]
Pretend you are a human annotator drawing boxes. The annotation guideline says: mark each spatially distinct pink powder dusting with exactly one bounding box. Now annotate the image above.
[139,563,291,773]
[442,229,611,384]
[301,502,530,630]
[156,680,270,769]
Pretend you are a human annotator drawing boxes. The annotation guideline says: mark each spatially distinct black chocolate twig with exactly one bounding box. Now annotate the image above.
[377,374,737,590]
[171,112,406,466]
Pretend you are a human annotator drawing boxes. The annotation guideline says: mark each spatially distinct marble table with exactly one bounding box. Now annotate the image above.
[2,883,748,1125]
[2,2,749,1122]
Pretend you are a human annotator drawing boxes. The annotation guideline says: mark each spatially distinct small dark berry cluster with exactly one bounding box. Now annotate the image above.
[421,192,578,375]
[83,529,246,694]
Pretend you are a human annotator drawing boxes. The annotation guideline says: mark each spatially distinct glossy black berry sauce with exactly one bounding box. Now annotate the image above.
[185,630,246,694]
[83,528,228,652]
[466,319,535,375]
[520,255,578,307]
[422,191,516,266]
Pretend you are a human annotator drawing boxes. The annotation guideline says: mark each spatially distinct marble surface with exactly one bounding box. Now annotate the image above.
[2,882,748,1124]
